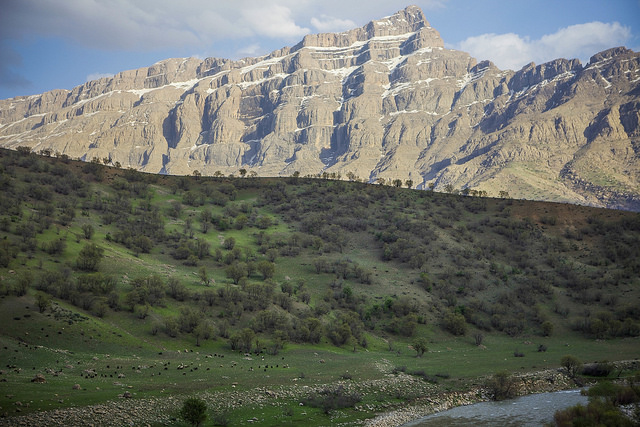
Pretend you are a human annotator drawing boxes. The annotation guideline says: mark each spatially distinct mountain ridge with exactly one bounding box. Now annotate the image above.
[1,5,639,210]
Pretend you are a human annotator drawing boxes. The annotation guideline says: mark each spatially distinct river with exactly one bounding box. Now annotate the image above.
[403,389,588,426]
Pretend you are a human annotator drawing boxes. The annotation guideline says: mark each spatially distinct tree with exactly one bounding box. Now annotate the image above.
[239,168,247,178]
[82,224,94,239]
[405,179,413,189]
[392,179,403,188]
[498,190,510,199]
[487,371,517,400]
[198,266,210,286]
[399,313,418,337]
[239,328,255,353]
[179,397,207,427]
[234,214,248,230]
[133,235,153,254]
[194,238,210,259]
[256,260,275,280]
[93,301,108,318]
[193,321,214,346]
[561,355,583,378]
[223,236,236,250]
[256,216,272,229]
[200,209,212,233]
[474,332,484,346]
[442,310,467,336]
[281,282,293,297]
[13,271,31,296]
[225,262,248,285]
[327,320,352,346]
[541,320,554,336]
[412,337,428,357]
[76,243,104,272]
[42,238,66,255]
[36,293,51,313]
[16,146,31,155]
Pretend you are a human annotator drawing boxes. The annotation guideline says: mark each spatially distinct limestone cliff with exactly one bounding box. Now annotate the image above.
[1,6,639,210]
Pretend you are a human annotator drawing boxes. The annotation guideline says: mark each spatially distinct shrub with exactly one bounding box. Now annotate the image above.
[561,355,583,378]
[486,371,517,401]
[302,385,361,414]
[256,260,275,280]
[392,366,407,375]
[223,236,235,250]
[211,411,231,427]
[581,362,613,378]
[412,337,428,357]
[441,310,467,336]
[587,380,640,406]
[474,332,484,346]
[179,397,207,426]
[81,224,94,239]
[76,243,104,272]
[42,238,66,255]
[35,293,51,313]
[553,400,635,427]
[541,320,554,336]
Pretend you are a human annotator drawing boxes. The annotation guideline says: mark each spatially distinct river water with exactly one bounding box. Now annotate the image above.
[403,389,588,426]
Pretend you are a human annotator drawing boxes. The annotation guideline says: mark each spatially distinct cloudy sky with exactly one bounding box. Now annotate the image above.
[1,0,639,100]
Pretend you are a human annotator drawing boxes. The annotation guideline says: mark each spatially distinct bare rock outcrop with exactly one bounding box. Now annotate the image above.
[1,5,639,210]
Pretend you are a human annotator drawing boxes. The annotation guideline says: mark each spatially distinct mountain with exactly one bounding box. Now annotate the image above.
[1,5,639,210]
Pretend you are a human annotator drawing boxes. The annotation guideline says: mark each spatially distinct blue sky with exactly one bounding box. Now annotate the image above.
[1,0,639,100]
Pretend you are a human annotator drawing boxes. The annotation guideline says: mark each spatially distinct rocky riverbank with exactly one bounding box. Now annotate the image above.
[2,362,636,427]
[365,367,577,427]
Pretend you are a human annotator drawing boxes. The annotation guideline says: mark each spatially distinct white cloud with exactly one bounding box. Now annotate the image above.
[458,33,534,70]
[458,21,632,70]
[1,1,452,52]
[237,44,262,57]
[242,4,310,39]
[86,73,114,82]
[0,0,310,50]
[311,15,357,32]
[540,22,631,61]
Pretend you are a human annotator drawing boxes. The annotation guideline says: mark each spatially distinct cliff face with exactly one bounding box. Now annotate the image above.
[1,6,639,210]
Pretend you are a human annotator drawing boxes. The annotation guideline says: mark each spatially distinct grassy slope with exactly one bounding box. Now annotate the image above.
[0,149,638,425]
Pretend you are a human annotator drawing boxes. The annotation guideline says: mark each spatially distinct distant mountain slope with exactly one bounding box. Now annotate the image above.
[1,5,639,210]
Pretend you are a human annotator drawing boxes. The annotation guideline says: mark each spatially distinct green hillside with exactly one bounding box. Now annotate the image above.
[0,148,638,426]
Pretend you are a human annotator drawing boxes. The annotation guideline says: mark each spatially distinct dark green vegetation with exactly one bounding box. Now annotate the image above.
[180,397,208,426]
[0,147,639,425]
[552,379,640,426]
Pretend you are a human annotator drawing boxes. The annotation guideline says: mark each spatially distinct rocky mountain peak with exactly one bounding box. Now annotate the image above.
[589,46,634,64]
[0,6,638,210]
[296,5,440,51]
[364,5,429,36]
